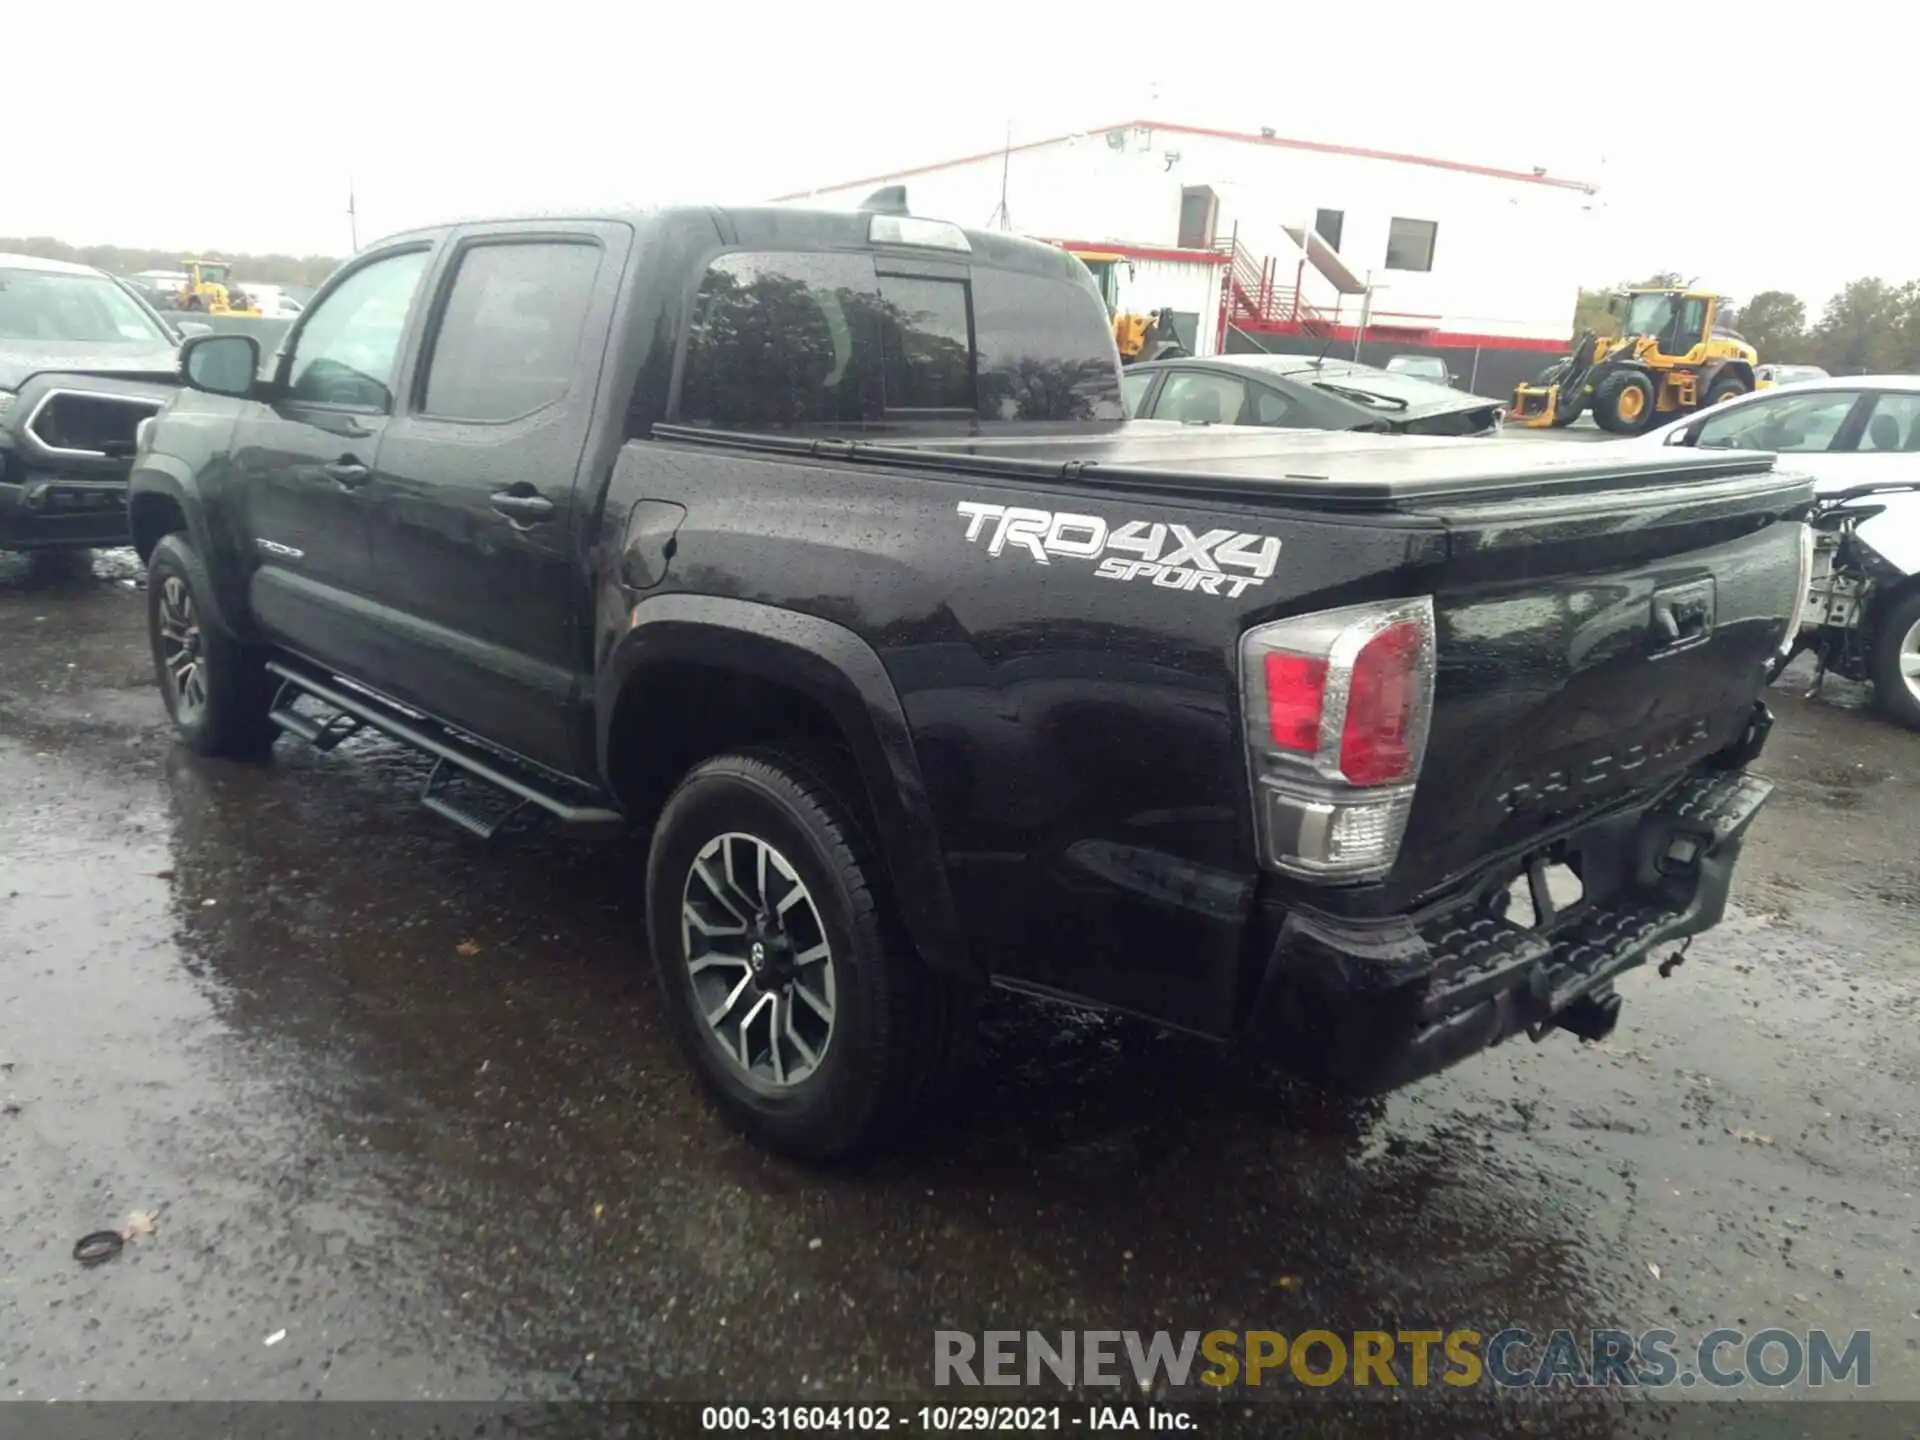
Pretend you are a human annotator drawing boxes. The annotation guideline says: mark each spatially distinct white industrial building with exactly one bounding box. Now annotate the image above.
[778,120,1599,396]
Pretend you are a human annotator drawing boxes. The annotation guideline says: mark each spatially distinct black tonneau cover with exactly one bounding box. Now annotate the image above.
[653,421,1788,512]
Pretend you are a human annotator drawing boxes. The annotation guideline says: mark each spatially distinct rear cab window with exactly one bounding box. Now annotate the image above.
[674,250,1123,430]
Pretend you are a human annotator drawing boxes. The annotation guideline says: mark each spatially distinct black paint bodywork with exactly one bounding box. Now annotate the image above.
[128,205,1812,1092]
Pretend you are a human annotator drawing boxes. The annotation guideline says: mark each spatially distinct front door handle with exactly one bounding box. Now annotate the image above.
[490,490,556,524]
[323,458,371,488]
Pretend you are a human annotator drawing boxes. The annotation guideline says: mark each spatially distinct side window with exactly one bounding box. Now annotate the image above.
[1252,386,1297,426]
[1694,391,1860,453]
[1858,392,1920,452]
[1119,370,1153,417]
[287,249,430,410]
[1157,371,1246,425]
[420,241,601,422]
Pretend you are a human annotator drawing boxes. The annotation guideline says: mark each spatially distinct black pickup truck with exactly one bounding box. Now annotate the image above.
[126,199,1811,1158]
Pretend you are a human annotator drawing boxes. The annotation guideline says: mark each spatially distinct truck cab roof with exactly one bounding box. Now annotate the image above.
[369,205,1091,284]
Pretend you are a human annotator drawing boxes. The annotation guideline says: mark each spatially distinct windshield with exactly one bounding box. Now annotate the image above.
[0,268,170,345]
[1620,292,1676,337]
[1386,356,1446,381]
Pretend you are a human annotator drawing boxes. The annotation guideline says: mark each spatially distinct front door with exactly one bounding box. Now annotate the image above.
[360,226,619,776]
[233,245,434,672]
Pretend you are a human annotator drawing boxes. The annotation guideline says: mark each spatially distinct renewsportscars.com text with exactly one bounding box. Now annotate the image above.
[934,1328,1872,1392]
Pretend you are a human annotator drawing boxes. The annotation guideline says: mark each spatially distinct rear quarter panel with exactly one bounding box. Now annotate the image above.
[606,441,1445,1035]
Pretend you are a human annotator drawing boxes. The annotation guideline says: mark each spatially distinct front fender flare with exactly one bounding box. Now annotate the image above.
[127,458,243,640]
[597,594,968,977]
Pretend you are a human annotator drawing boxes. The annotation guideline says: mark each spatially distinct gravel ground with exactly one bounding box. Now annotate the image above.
[1,546,1914,1436]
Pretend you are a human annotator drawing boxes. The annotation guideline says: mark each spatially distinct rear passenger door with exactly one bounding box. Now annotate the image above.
[360,223,627,775]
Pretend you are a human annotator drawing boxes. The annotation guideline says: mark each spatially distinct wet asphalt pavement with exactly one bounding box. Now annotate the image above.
[1,548,1916,1430]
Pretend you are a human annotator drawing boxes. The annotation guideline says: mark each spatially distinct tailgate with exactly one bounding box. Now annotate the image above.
[1391,461,1810,899]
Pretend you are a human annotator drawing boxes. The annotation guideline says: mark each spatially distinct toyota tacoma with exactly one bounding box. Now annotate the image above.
[126,198,1811,1157]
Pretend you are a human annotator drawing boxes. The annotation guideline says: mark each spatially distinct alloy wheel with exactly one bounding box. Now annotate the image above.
[1900,617,1920,706]
[681,831,836,1086]
[157,575,206,721]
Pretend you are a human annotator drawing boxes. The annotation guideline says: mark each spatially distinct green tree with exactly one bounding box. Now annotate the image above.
[1724,290,1807,361]
[1808,278,1915,375]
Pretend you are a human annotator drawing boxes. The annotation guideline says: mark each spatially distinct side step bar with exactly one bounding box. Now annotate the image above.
[266,660,625,839]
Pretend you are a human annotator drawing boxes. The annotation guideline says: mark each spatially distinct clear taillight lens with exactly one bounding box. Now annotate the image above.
[1240,596,1437,882]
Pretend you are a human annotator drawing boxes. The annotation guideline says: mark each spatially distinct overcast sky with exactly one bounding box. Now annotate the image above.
[0,3,1890,312]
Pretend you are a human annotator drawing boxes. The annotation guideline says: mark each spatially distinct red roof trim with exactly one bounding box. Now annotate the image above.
[1047,240,1229,266]
[769,120,1597,202]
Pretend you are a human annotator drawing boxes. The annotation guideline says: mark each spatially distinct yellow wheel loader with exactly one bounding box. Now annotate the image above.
[1063,248,1190,365]
[175,258,263,318]
[1509,288,1757,435]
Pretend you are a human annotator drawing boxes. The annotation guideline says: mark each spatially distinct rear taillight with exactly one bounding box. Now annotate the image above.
[1783,520,1815,657]
[1240,597,1436,882]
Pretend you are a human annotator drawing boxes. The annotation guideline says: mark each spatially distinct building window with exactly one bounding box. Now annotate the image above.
[1385,217,1438,272]
[1178,186,1219,249]
[1313,208,1344,252]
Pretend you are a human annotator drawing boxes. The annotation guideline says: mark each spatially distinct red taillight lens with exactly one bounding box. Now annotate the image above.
[1339,620,1424,784]
[1264,652,1327,751]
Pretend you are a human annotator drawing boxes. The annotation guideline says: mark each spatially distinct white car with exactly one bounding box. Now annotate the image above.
[1755,362,1830,389]
[1636,376,1920,723]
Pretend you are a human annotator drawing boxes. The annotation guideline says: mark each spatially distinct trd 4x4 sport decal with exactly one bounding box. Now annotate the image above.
[955,501,1282,598]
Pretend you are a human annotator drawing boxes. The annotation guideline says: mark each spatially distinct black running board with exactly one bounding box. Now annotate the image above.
[266,659,624,839]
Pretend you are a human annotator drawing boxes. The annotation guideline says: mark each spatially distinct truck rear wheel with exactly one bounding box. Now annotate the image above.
[1704,375,1750,407]
[1869,589,1920,731]
[645,748,975,1159]
[1593,371,1656,435]
[146,533,278,758]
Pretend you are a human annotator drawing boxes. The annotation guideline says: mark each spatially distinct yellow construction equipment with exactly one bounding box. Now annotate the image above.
[1510,288,1757,434]
[1060,247,1190,364]
[176,258,261,317]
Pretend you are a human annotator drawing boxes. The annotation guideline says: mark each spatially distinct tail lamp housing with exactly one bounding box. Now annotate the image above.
[1239,596,1437,882]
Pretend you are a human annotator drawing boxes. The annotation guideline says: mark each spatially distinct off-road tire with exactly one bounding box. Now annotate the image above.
[1704,375,1750,407]
[146,533,278,759]
[645,748,976,1159]
[1868,588,1920,731]
[1593,370,1657,435]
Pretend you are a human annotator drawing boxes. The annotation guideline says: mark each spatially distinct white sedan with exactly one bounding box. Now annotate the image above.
[1633,376,1920,723]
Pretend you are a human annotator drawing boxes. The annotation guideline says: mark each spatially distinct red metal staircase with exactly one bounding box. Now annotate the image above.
[1215,238,1339,338]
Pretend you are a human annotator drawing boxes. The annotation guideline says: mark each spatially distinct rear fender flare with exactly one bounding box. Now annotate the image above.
[596,594,968,977]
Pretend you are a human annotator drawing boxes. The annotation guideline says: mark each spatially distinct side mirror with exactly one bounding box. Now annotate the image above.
[1606,295,1622,317]
[177,321,213,338]
[179,332,261,398]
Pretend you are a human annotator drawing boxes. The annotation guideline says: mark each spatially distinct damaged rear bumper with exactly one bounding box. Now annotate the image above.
[1244,762,1774,1094]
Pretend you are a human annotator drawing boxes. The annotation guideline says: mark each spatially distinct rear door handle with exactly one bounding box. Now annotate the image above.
[490,490,556,525]
[323,459,370,488]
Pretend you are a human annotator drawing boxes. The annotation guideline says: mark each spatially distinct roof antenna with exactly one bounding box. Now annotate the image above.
[347,175,359,253]
[987,122,1013,231]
